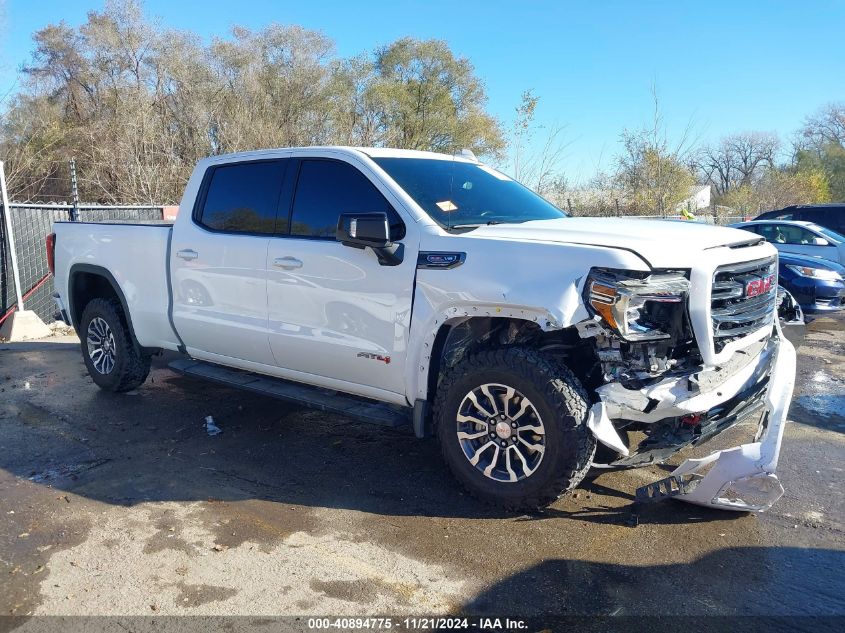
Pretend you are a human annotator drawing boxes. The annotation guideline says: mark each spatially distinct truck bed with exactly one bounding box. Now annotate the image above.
[52,221,181,351]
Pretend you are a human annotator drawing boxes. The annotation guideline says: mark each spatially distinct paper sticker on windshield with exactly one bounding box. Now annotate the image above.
[477,164,512,181]
[436,200,458,212]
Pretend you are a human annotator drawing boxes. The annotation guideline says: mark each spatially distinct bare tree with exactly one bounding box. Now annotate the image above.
[695,132,779,196]
[797,102,845,153]
[1,2,506,204]
[614,86,696,215]
[507,90,570,195]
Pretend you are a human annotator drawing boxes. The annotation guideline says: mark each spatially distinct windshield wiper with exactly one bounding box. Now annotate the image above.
[447,220,507,231]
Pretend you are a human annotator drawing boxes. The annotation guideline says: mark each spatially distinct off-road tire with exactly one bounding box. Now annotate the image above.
[434,347,596,511]
[80,298,151,392]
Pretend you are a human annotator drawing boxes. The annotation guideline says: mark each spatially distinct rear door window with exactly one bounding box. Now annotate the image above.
[197,160,288,234]
[288,159,404,240]
[778,225,819,245]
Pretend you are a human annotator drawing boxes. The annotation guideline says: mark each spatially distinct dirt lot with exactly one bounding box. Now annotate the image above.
[1,316,843,623]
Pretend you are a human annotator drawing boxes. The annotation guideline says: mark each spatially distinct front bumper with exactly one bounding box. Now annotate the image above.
[640,331,795,511]
[787,277,845,313]
[589,326,797,512]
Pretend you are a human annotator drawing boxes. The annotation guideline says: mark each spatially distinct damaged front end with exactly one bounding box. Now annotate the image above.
[579,264,799,512]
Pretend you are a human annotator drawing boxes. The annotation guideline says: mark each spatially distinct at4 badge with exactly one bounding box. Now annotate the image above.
[357,352,391,364]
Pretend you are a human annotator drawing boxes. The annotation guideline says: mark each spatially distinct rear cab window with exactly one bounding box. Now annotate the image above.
[196,160,288,234]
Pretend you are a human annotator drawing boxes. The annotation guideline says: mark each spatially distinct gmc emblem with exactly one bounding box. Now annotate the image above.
[745,274,774,298]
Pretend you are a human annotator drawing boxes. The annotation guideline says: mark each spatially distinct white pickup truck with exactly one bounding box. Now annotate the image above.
[49,147,800,512]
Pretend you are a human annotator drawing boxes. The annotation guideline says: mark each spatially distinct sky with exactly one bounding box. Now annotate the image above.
[1,0,844,183]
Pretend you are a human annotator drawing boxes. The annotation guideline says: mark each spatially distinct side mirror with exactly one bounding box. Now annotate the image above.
[336,212,403,266]
[337,212,391,249]
[813,237,830,246]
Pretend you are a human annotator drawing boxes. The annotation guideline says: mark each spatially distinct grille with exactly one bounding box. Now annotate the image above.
[711,257,777,351]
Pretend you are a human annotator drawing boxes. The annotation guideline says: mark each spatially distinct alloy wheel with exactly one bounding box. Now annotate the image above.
[456,383,546,482]
[86,316,117,375]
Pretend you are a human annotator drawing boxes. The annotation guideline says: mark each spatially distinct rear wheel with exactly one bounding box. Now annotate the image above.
[80,298,151,392]
[434,347,596,511]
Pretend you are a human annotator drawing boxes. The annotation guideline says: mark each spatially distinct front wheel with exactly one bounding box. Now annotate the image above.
[434,347,596,511]
[80,298,151,392]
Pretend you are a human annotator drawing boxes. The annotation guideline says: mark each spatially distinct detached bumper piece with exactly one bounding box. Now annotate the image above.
[635,329,796,512]
[635,474,700,503]
[635,471,784,512]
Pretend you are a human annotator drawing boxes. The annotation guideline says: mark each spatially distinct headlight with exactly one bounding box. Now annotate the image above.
[586,270,690,341]
[785,264,843,281]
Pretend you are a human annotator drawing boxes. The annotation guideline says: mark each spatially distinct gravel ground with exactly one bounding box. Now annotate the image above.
[0,316,843,623]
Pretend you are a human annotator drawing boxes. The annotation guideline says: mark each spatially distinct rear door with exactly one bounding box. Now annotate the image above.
[170,159,289,365]
[266,157,417,397]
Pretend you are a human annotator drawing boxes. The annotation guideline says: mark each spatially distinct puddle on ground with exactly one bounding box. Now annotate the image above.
[795,369,845,422]
[795,393,845,422]
[27,459,110,484]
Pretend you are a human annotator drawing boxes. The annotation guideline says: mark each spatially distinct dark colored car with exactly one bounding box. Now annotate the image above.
[755,204,845,236]
[778,251,845,313]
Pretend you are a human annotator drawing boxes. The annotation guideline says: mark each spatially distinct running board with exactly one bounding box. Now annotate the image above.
[168,359,411,429]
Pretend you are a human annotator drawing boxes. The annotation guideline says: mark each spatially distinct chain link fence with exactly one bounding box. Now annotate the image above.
[1,203,165,328]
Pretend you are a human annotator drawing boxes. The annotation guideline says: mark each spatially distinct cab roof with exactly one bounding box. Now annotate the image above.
[201,146,478,164]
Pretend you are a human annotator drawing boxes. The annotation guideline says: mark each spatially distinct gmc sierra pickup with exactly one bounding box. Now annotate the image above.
[49,147,799,512]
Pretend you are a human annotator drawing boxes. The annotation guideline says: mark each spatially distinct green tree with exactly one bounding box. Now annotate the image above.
[795,103,845,201]
[0,3,506,203]
[370,38,504,156]
[616,139,695,214]
[613,88,696,215]
[720,166,830,215]
[796,143,845,201]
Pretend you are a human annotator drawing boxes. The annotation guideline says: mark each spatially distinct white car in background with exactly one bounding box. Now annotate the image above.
[731,219,845,266]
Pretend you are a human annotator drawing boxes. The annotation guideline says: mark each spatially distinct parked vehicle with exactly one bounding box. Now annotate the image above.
[48,147,799,512]
[730,220,845,266]
[754,203,845,236]
[777,252,845,313]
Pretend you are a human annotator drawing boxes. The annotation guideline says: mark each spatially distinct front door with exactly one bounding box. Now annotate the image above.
[170,159,288,366]
[768,223,840,262]
[266,158,417,398]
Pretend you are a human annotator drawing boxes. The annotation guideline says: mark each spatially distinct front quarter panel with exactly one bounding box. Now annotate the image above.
[406,235,650,401]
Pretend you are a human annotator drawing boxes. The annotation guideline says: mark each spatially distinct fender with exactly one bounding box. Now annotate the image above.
[405,301,582,404]
[68,263,148,354]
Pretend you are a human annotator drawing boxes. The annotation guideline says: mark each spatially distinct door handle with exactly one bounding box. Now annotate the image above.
[273,256,303,270]
[176,249,199,261]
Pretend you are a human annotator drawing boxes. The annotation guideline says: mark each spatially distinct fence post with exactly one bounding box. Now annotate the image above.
[69,158,80,221]
[0,161,25,310]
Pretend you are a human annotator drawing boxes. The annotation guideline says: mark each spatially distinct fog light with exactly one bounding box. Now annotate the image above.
[714,474,784,511]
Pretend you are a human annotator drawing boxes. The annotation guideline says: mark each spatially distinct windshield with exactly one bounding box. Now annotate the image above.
[816,226,845,244]
[372,157,566,228]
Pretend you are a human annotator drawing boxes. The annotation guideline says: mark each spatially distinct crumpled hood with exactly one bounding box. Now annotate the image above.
[463,217,763,268]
